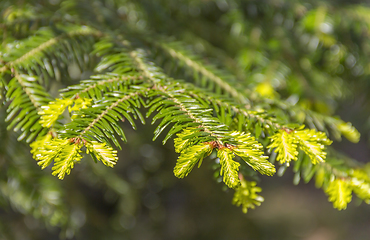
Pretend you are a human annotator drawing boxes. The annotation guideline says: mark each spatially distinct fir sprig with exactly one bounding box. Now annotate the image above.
[1,0,368,215]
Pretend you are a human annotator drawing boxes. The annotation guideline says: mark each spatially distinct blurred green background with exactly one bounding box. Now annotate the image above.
[1,112,369,240]
[1,0,370,239]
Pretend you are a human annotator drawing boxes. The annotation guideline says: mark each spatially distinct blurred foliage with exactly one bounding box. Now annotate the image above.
[0,0,370,239]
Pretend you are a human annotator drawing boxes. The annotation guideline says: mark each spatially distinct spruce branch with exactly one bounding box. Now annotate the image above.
[262,97,361,143]
[51,142,83,180]
[232,178,264,214]
[291,149,370,210]
[60,74,144,100]
[5,72,51,141]
[293,128,332,164]
[151,40,249,103]
[0,0,367,217]
[150,86,231,144]
[0,26,102,74]
[325,178,352,210]
[11,71,46,109]
[32,138,71,170]
[268,129,299,165]
[174,143,213,178]
[230,132,276,176]
[185,85,283,131]
[85,141,118,167]
[218,147,240,189]
[73,90,146,147]
[38,98,74,128]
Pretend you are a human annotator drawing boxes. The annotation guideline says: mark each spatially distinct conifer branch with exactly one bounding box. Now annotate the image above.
[79,91,143,137]
[1,0,367,217]
[233,178,264,213]
[263,98,361,143]
[185,86,283,131]
[5,72,51,141]
[174,142,213,178]
[129,50,163,84]
[1,27,102,74]
[160,90,216,137]
[152,40,248,103]
[326,178,352,210]
[60,74,143,99]
[13,72,43,109]
[218,147,240,189]
[79,76,141,96]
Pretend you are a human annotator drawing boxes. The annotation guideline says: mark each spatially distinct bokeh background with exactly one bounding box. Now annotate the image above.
[1,0,370,239]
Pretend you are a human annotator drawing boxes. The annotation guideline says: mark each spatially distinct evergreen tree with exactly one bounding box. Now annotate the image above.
[1,0,369,239]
